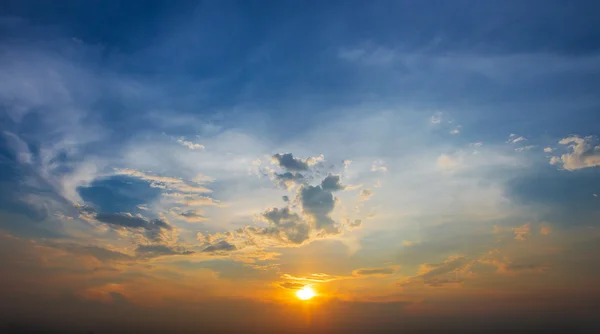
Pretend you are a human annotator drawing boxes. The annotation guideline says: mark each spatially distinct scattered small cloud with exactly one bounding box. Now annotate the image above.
[539,223,551,236]
[513,223,531,241]
[515,145,535,152]
[544,147,553,153]
[176,137,204,150]
[360,189,374,201]
[371,160,388,172]
[507,134,527,144]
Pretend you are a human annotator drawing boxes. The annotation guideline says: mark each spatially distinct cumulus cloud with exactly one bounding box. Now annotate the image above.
[320,174,345,191]
[272,153,310,171]
[544,147,553,153]
[250,207,311,245]
[300,184,339,234]
[275,172,305,189]
[550,135,600,170]
[352,266,397,277]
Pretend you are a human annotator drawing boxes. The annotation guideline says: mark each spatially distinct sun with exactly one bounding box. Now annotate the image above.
[296,286,316,300]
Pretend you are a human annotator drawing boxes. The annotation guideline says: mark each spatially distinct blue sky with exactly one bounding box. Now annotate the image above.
[1,1,600,332]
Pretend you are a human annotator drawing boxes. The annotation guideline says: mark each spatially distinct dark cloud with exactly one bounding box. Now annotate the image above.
[258,207,311,244]
[275,172,305,189]
[95,212,171,231]
[353,267,396,277]
[202,240,237,253]
[300,184,338,234]
[135,244,194,258]
[320,174,344,191]
[272,153,309,171]
[179,210,208,222]
[79,207,175,243]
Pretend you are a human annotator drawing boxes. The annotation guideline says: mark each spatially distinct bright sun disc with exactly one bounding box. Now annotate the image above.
[296,286,316,300]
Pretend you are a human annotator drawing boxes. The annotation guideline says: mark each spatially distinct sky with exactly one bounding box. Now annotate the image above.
[1,1,600,333]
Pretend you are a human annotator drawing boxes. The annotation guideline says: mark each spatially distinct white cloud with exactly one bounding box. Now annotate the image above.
[176,137,205,150]
[543,147,553,153]
[515,145,535,152]
[550,135,600,170]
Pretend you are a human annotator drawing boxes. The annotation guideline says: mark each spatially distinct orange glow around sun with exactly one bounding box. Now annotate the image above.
[296,286,316,300]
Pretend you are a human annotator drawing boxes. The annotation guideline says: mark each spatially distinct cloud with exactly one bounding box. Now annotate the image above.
[430,113,442,124]
[278,282,306,290]
[371,160,388,172]
[539,223,551,236]
[544,147,553,153]
[281,273,345,283]
[176,137,204,150]
[52,243,133,262]
[271,153,309,171]
[348,219,362,229]
[300,184,339,234]
[78,207,176,243]
[515,145,535,152]
[320,174,345,191]
[507,134,527,144]
[513,223,531,241]
[275,172,305,189]
[550,135,600,170]
[509,136,527,144]
[135,244,194,258]
[256,207,311,245]
[114,168,182,184]
[398,256,472,287]
[493,222,532,241]
[95,212,171,231]
[360,189,374,201]
[450,127,461,135]
[202,240,237,253]
[179,210,208,222]
[353,266,398,277]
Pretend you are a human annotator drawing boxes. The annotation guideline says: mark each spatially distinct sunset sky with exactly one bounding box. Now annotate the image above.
[1,1,600,333]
